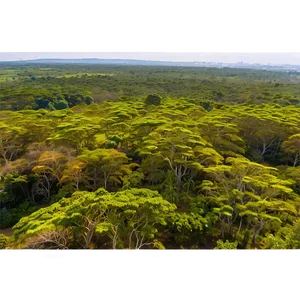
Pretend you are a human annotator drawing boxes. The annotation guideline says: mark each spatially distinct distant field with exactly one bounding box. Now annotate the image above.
[0,69,20,82]
[53,72,114,78]
[0,69,114,83]
[0,76,16,83]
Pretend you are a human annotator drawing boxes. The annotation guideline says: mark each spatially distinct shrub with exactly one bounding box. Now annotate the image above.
[145,94,162,106]
[214,239,238,249]
[0,234,8,249]
[0,208,12,229]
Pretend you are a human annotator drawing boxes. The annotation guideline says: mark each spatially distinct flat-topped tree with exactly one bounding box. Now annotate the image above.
[59,159,87,191]
[47,114,101,154]
[233,105,299,161]
[198,111,246,157]
[11,188,176,249]
[32,150,68,202]
[138,123,223,190]
[17,111,55,143]
[202,157,299,247]
[0,120,28,164]
[282,134,300,167]
[77,148,134,191]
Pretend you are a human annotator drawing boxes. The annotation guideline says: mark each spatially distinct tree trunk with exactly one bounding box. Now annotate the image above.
[104,172,108,190]
[284,213,289,226]
[109,225,119,249]
[221,221,225,240]
[76,143,80,155]
[293,154,299,167]
[129,229,134,249]
[43,175,51,202]
[273,139,281,156]
[20,184,27,199]
[228,222,234,237]
[112,233,118,249]
[251,231,257,248]
[261,142,267,156]
[31,189,35,203]
[237,217,243,234]
[176,176,181,191]
[251,222,265,248]
[175,166,182,191]
[93,168,97,191]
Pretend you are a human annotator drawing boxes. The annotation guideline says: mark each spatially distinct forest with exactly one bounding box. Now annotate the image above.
[0,63,300,249]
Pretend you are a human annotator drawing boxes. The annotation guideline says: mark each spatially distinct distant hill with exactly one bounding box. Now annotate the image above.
[2,58,300,72]
[2,58,222,67]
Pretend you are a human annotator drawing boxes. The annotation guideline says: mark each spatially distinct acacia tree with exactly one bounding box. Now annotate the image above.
[198,112,246,157]
[95,188,176,249]
[234,105,297,161]
[32,150,68,202]
[0,121,28,164]
[78,148,133,190]
[12,188,176,249]
[18,111,55,143]
[282,134,300,167]
[139,155,167,186]
[47,115,101,154]
[201,157,299,247]
[139,123,222,190]
[59,159,88,190]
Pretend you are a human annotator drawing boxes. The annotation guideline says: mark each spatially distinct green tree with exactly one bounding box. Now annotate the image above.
[78,148,133,190]
[214,239,238,249]
[47,115,101,154]
[139,124,219,190]
[202,157,299,247]
[0,234,9,249]
[59,159,88,191]
[12,188,176,249]
[32,150,67,202]
[0,207,12,229]
[54,100,69,110]
[167,212,206,247]
[145,94,162,106]
[282,134,300,167]
[0,121,28,164]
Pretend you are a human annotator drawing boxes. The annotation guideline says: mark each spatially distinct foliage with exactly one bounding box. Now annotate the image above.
[0,207,12,229]
[145,94,162,106]
[214,240,238,249]
[1,63,300,249]
[11,188,176,249]
[0,234,8,249]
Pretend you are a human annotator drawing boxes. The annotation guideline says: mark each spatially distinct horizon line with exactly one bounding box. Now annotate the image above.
[1,57,300,67]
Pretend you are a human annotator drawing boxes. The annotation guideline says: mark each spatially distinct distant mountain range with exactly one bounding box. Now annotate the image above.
[2,58,300,72]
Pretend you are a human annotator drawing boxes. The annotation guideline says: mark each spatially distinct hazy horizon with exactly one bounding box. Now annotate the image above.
[1,52,300,65]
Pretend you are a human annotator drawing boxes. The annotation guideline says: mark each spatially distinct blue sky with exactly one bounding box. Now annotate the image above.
[1,52,300,65]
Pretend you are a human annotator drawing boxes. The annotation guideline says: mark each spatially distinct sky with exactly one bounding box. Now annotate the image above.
[1,52,300,65]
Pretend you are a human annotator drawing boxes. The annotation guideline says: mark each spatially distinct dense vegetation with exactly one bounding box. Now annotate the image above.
[0,63,299,249]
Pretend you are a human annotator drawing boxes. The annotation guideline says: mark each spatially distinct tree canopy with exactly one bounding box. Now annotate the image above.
[1,63,300,249]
